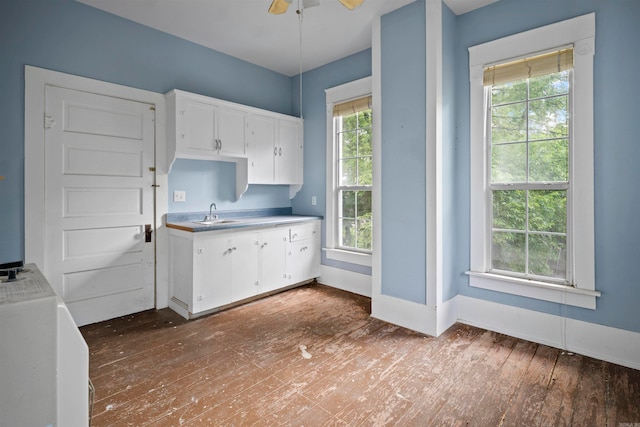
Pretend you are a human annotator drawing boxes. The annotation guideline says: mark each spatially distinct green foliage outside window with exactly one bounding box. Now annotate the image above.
[338,110,372,251]
[490,71,569,280]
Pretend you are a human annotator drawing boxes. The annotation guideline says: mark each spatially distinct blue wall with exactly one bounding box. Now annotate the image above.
[168,160,292,213]
[453,0,640,332]
[0,0,293,263]
[379,0,427,303]
[291,50,373,275]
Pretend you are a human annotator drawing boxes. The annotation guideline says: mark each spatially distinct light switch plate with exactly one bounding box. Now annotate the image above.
[173,190,186,202]
[311,196,317,206]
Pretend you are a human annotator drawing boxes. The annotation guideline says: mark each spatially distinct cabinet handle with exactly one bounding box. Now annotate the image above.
[292,233,298,239]
[274,147,278,156]
[232,247,237,251]
[219,139,223,151]
[279,147,282,156]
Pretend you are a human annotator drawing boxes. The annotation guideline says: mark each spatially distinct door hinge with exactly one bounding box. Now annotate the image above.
[44,114,56,129]
[149,106,156,111]
[148,167,156,172]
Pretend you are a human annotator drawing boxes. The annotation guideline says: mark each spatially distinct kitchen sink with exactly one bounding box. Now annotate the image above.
[192,219,240,226]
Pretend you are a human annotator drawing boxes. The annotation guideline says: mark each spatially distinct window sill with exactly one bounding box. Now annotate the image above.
[324,248,372,267]
[466,271,600,310]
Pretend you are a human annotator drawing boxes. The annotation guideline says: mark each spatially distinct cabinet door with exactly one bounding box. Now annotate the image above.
[276,119,303,185]
[217,106,246,156]
[286,239,319,284]
[247,113,276,184]
[286,222,320,284]
[258,228,288,293]
[183,100,217,153]
[231,232,260,302]
[192,234,233,313]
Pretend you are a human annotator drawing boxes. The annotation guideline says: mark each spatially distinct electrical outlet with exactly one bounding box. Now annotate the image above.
[311,196,317,206]
[173,190,186,202]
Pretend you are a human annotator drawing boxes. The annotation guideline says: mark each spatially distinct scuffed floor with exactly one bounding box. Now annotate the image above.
[81,283,640,426]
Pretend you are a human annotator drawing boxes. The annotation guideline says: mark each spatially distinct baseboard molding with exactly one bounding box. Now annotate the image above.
[456,295,640,371]
[318,265,372,297]
[371,293,436,336]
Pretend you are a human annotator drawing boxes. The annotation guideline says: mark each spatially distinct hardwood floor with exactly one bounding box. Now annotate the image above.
[81,283,640,426]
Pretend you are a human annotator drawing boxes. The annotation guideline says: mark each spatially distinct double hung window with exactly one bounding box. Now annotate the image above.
[468,14,598,309]
[325,77,373,266]
[487,49,572,283]
[335,98,373,252]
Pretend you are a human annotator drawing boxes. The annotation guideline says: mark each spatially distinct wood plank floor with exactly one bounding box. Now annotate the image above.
[81,283,640,426]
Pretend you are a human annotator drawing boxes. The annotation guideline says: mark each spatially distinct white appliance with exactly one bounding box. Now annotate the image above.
[0,263,89,427]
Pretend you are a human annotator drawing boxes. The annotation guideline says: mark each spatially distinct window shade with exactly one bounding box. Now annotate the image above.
[333,95,372,117]
[483,48,573,86]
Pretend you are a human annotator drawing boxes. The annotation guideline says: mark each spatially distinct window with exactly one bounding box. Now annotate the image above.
[488,49,572,283]
[325,77,373,266]
[468,14,599,309]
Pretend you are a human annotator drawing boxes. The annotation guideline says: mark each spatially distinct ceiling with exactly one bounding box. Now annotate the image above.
[76,0,498,76]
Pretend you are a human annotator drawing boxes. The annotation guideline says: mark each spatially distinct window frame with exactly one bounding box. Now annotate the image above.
[467,13,599,309]
[325,77,373,267]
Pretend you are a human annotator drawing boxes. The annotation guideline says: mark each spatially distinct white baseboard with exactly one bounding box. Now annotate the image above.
[371,293,436,336]
[318,265,372,297]
[456,295,640,371]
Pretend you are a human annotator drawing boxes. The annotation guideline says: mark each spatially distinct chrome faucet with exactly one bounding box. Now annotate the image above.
[204,203,218,221]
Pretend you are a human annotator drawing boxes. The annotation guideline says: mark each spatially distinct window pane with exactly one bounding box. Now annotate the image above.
[491,142,526,183]
[528,190,566,233]
[492,190,525,230]
[529,234,566,279]
[358,128,372,157]
[340,158,357,186]
[342,113,358,131]
[341,190,356,218]
[358,110,372,128]
[357,219,372,250]
[492,231,526,273]
[340,129,357,158]
[529,71,569,99]
[340,219,355,247]
[358,157,372,186]
[491,79,527,105]
[491,102,526,143]
[528,96,568,141]
[529,139,568,182]
[356,190,372,217]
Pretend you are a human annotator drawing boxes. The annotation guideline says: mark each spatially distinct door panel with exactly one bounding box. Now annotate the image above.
[45,86,155,326]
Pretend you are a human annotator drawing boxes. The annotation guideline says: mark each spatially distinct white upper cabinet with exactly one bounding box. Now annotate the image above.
[247,114,303,186]
[246,113,277,184]
[276,118,303,185]
[171,91,246,158]
[166,89,304,199]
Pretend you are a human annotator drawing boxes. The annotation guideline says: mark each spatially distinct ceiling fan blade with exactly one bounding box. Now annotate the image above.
[303,0,321,8]
[268,0,292,14]
[338,0,364,10]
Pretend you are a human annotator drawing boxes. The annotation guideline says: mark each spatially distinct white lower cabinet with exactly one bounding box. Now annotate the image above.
[285,221,321,284]
[169,220,319,319]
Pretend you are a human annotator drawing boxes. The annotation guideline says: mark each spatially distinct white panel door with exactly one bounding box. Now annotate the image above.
[45,85,155,326]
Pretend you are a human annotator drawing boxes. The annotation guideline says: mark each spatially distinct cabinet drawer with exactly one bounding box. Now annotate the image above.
[289,221,320,242]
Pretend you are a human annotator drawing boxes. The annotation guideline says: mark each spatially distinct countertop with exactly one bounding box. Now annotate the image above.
[166,210,322,233]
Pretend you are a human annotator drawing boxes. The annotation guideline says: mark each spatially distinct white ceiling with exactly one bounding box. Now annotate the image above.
[76,0,498,76]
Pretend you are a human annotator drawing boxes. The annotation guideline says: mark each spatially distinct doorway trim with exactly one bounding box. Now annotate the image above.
[24,66,169,309]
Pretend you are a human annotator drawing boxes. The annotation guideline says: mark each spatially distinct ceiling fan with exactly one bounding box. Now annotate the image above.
[268,0,365,14]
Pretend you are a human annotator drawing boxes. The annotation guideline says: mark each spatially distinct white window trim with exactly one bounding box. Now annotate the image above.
[467,13,599,309]
[325,76,373,267]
